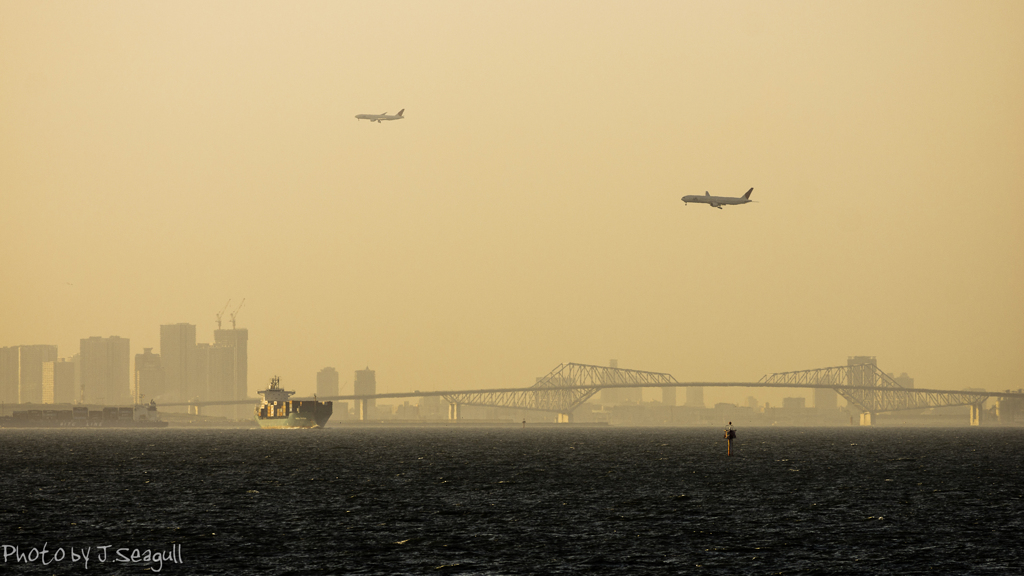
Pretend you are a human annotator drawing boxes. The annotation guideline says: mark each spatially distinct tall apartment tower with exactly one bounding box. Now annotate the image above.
[814,384,838,410]
[686,386,705,408]
[894,372,914,388]
[80,336,130,405]
[622,377,642,405]
[42,358,76,404]
[134,348,164,404]
[199,343,232,418]
[0,345,57,404]
[205,344,233,399]
[847,356,877,378]
[354,367,376,415]
[213,328,248,418]
[0,347,16,405]
[601,359,621,405]
[599,359,641,405]
[847,357,877,385]
[193,343,211,401]
[661,387,677,406]
[161,323,196,403]
[317,367,339,397]
[71,353,81,401]
[833,355,878,411]
[4,342,60,401]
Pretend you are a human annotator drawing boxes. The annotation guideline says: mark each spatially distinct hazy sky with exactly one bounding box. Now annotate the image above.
[2,1,1021,404]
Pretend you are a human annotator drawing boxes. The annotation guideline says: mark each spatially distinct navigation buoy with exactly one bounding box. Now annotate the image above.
[723,422,736,456]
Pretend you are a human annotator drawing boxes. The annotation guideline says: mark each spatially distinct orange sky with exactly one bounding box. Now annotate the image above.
[2,1,1022,404]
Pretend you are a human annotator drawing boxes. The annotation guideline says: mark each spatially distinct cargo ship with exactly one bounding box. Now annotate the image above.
[255,376,332,428]
[0,401,168,428]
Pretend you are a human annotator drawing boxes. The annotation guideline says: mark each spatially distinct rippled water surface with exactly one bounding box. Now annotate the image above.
[1,427,1022,574]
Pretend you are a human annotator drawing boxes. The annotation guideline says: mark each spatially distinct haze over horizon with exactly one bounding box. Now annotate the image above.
[2,1,1022,405]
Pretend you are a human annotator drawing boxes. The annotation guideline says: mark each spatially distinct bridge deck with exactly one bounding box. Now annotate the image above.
[159,381,1024,408]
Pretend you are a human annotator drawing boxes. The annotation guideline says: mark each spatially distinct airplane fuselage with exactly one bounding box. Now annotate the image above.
[355,109,405,123]
[681,188,754,209]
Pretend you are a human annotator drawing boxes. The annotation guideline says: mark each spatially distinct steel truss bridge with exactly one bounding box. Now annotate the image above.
[441,363,678,421]
[437,362,1012,424]
[165,361,1024,425]
[758,364,993,417]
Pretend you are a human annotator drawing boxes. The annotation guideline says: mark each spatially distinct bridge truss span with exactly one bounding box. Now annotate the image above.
[161,360,1019,429]
[441,363,677,415]
[759,364,989,413]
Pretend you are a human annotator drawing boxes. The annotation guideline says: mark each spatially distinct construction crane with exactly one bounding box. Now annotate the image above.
[215,299,232,330]
[229,298,246,329]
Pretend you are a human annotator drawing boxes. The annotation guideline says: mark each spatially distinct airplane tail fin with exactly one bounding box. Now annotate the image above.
[397,109,404,117]
[705,191,710,196]
[742,188,753,200]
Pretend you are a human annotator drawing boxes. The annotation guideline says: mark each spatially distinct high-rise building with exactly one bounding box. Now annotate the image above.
[849,356,877,364]
[355,367,376,416]
[685,386,705,408]
[214,328,248,416]
[193,343,211,401]
[206,344,234,401]
[42,358,76,404]
[156,323,249,418]
[814,383,838,410]
[599,359,642,405]
[161,323,196,403]
[21,345,58,404]
[661,387,676,406]
[80,336,130,405]
[134,348,164,404]
[71,353,81,401]
[783,397,806,410]
[0,345,60,404]
[601,359,621,404]
[840,356,877,413]
[317,367,339,397]
[203,343,237,419]
[0,347,21,404]
[894,372,914,388]
[418,395,443,419]
[623,387,642,405]
[847,356,877,387]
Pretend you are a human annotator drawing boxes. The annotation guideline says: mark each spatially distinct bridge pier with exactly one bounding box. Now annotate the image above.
[556,412,573,423]
[448,402,461,421]
[859,412,875,426]
[188,404,201,416]
[969,403,983,426]
[358,399,369,421]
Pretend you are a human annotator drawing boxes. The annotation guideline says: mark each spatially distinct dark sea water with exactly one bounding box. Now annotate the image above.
[1,427,1022,575]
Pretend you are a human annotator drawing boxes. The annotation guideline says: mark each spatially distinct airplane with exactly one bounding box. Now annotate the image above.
[681,188,754,209]
[355,109,405,123]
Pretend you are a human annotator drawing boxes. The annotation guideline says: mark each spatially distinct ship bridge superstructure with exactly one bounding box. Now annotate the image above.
[258,376,294,404]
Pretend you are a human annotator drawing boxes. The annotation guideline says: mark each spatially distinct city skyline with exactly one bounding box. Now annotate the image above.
[0,317,1005,409]
[1,324,1018,427]
[1,4,1020,574]
[1,2,1021,408]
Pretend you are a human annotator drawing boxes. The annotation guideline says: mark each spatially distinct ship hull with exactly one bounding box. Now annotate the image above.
[1,405,167,428]
[255,400,332,429]
[0,418,168,428]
